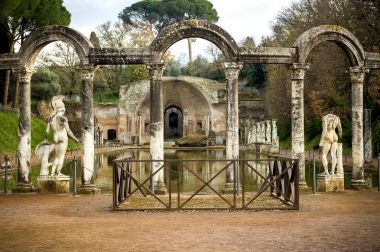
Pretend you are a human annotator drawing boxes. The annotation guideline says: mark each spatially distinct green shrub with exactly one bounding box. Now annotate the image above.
[31,68,61,100]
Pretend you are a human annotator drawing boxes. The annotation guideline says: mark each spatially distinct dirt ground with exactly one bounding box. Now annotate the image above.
[0,191,379,252]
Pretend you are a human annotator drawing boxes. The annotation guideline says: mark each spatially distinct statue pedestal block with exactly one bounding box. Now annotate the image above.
[13,183,37,193]
[78,184,101,194]
[221,182,242,194]
[37,176,70,194]
[153,181,167,195]
[317,175,344,192]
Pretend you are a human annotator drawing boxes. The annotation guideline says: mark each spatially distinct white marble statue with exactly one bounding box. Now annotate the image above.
[260,122,265,143]
[319,114,342,176]
[265,120,271,143]
[35,96,80,177]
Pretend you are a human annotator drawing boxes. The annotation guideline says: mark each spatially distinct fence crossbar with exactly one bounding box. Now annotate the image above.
[115,162,169,208]
[243,161,295,208]
[179,161,234,209]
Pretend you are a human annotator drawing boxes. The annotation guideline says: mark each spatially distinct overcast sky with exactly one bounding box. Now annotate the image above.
[61,0,294,62]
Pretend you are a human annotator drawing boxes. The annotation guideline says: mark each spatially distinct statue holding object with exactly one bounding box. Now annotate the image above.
[35,96,80,177]
[319,114,342,176]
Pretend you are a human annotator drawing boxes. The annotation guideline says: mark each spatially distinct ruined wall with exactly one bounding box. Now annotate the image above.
[94,104,118,140]
[118,76,226,144]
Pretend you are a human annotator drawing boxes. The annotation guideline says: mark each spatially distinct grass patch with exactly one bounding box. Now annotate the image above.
[93,93,119,104]
[0,111,80,154]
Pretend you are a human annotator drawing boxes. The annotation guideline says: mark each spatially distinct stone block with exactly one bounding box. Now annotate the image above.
[78,184,101,194]
[317,175,344,192]
[37,176,70,194]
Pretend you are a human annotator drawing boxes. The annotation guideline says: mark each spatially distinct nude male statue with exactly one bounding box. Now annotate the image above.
[319,114,342,176]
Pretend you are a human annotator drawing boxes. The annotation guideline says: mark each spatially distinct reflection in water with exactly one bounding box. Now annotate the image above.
[93,149,374,193]
[93,149,274,193]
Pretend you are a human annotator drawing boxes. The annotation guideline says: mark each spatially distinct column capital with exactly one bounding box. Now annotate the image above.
[79,64,97,80]
[290,63,310,80]
[18,67,34,84]
[147,63,165,81]
[223,62,243,80]
[349,65,369,83]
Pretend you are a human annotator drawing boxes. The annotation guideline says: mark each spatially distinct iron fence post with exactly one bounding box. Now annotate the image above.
[72,156,77,196]
[4,155,8,194]
[236,159,240,197]
[150,155,154,195]
[312,155,316,194]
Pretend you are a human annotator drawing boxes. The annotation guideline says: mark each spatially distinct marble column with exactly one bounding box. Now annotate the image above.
[183,109,189,136]
[290,63,309,188]
[223,62,243,191]
[79,64,100,194]
[16,67,34,192]
[148,64,166,194]
[137,110,142,145]
[350,66,368,189]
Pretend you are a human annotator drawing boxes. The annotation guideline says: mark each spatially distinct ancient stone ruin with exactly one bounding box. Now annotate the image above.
[0,20,379,192]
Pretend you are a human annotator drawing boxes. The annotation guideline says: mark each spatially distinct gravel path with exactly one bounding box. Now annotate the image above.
[0,191,379,251]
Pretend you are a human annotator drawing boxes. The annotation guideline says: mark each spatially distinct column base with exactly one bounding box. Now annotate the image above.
[221,182,242,194]
[350,179,367,190]
[154,181,167,195]
[317,174,344,192]
[299,181,309,191]
[13,183,37,193]
[37,175,70,193]
[78,184,101,194]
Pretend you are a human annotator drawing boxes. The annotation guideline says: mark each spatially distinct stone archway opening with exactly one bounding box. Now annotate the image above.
[107,129,117,140]
[164,106,183,140]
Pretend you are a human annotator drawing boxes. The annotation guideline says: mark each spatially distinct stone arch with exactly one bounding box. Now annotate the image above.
[150,20,238,62]
[19,25,93,68]
[164,105,183,140]
[293,25,365,66]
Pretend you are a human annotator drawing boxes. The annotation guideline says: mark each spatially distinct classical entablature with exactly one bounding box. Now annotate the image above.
[1,20,378,69]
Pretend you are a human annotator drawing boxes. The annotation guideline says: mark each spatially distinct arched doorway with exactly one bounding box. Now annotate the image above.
[164,106,183,140]
[107,129,117,140]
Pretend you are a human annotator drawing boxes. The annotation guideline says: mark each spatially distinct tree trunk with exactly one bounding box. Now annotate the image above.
[2,69,10,106]
[12,73,19,108]
[187,38,192,62]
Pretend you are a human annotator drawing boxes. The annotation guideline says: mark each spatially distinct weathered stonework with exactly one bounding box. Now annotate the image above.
[150,20,238,62]
[117,76,225,144]
[290,63,310,187]
[0,21,378,195]
[350,66,369,189]
[80,65,97,188]
[317,175,344,192]
[148,64,166,193]
[17,67,33,186]
[224,62,243,185]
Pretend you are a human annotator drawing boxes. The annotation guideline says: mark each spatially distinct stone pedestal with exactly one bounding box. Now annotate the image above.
[13,183,36,193]
[78,184,101,194]
[37,176,70,193]
[221,182,242,194]
[153,181,167,195]
[317,175,344,192]
[350,179,367,190]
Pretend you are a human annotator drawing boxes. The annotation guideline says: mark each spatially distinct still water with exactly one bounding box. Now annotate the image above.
[94,149,270,193]
[89,149,378,193]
